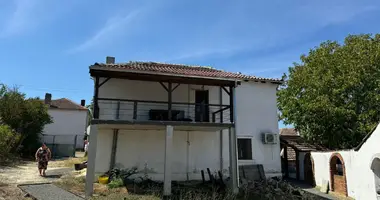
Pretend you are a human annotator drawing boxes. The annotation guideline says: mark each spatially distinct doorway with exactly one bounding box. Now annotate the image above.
[371,156,380,199]
[304,153,315,186]
[330,153,347,196]
[195,90,209,122]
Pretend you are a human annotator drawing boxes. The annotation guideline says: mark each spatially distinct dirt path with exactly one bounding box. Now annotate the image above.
[0,161,72,185]
[0,161,74,200]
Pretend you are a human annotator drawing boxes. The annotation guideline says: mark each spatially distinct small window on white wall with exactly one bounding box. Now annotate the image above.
[238,138,252,160]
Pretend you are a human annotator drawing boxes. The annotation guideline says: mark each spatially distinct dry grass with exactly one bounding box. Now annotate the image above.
[54,170,160,200]
[49,157,87,168]
[54,170,86,196]
[91,193,159,200]
[0,182,32,200]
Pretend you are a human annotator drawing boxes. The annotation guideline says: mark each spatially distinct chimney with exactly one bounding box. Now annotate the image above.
[81,99,86,107]
[106,56,115,64]
[44,93,52,105]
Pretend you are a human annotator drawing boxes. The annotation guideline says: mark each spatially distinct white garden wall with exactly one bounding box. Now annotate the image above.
[311,123,380,200]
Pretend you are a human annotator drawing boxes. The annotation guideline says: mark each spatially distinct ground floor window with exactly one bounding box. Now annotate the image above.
[238,138,252,160]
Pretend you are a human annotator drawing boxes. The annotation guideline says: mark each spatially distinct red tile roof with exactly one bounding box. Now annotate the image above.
[90,61,282,83]
[280,135,329,152]
[46,98,88,111]
[280,128,298,136]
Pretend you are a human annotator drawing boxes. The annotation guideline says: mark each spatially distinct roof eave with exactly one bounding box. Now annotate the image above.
[89,65,283,84]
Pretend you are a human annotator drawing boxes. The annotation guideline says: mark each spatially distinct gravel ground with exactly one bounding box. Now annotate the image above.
[19,183,83,200]
[0,160,74,200]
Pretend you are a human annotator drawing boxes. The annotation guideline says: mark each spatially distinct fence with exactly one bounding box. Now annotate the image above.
[42,134,84,158]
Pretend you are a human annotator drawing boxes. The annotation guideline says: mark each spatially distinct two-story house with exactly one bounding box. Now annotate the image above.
[85,57,282,197]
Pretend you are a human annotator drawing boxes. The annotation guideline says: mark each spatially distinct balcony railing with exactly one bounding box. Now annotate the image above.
[97,98,232,124]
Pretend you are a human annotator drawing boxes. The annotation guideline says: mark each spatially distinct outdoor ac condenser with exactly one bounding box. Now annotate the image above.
[262,133,278,144]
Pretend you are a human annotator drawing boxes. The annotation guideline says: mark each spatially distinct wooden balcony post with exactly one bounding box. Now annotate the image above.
[116,101,120,120]
[229,86,234,123]
[133,101,138,120]
[284,145,289,178]
[94,76,100,119]
[168,82,172,120]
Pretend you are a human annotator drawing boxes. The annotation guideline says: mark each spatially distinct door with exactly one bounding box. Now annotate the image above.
[195,90,209,122]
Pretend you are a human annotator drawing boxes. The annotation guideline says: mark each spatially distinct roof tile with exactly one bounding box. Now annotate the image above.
[47,98,87,111]
[91,61,282,83]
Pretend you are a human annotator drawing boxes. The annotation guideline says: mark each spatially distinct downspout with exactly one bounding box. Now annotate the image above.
[219,86,223,172]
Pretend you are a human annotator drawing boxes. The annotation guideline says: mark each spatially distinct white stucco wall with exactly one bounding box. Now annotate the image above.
[43,109,88,148]
[95,78,280,179]
[235,82,281,177]
[312,123,380,200]
[312,151,356,198]
[354,124,380,200]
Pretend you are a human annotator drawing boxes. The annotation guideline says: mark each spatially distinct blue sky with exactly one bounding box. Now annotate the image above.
[0,0,380,128]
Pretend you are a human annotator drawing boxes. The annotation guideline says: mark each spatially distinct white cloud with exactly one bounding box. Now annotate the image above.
[0,0,37,37]
[68,10,141,53]
[0,0,79,38]
[164,2,379,62]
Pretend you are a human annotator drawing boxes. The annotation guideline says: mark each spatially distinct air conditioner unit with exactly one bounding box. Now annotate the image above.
[262,133,278,144]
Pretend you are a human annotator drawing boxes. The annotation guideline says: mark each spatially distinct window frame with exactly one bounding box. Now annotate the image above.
[237,137,253,160]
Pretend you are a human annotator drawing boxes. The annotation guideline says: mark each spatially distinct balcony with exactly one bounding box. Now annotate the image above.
[95,98,232,126]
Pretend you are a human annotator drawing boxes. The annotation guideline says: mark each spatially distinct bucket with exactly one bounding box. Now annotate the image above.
[98,176,109,184]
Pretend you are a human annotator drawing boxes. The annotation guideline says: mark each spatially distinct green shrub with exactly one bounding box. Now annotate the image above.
[0,124,20,158]
[107,178,124,189]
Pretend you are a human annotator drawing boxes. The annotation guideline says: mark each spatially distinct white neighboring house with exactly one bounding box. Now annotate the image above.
[311,123,380,200]
[85,57,282,197]
[42,93,88,154]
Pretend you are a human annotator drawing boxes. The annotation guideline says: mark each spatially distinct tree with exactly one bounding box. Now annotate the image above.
[278,34,380,149]
[0,85,52,157]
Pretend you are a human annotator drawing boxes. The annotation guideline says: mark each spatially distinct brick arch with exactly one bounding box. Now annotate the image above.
[330,153,347,196]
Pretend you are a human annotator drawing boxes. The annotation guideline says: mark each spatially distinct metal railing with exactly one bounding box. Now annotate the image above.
[97,98,232,123]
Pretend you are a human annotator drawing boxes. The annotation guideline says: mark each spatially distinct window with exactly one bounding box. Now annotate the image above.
[237,138,252,160]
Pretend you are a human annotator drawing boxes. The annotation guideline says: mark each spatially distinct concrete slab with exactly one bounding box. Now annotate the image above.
[18,183,83,200]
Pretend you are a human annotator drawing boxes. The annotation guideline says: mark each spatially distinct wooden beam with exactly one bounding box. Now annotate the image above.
[296,151,300,180]
[284,145,289,178]
[159,82,169,92]
[115,101,120,120]
[172,83,180,92]
[229,86,234,123]
[168,83,172,120]
[222,86,230,96]
[94,76,100,119]
[219,86,223,172]
[99,77,111,88]
[133,101,138,120]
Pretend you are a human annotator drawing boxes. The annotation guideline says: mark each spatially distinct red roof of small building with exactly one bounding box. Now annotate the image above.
[90,61,282,83]
[46,98,88,111]
[280,128,298,136]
